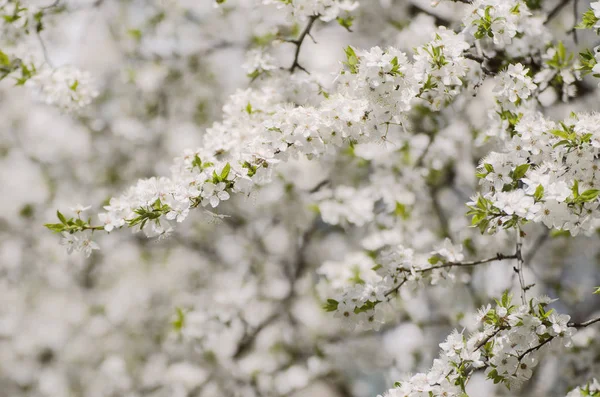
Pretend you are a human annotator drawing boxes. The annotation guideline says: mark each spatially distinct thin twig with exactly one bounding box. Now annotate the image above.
[569,316,600,328]
[232,312,280,358]
[384,278,408,298]
[233,223,317,359]
[475,326,506,350]
[288,15,318,74]
[384,253,516,298]
[415,136,434,167]
[309,179,330,193]
[464,53,494,76]
[36,31,54,67]
[515,227,527,305]
[545,0,573,25]
[41,0,60,10]
[572,0,579,45]
[518,337,553,360]
[416,253,518,273]
[430,186,451,239]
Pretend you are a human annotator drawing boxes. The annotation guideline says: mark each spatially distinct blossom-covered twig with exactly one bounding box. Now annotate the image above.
[322,246,519,331]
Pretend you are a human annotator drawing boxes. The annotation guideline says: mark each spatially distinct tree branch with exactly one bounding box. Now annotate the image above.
[41,0,60,10]
[288,15,318,74]
[475,326,506,350]
[416,252,518,273]
[384,278,408,298]
[383,253,517,299]
[464,53,494,76]
[544,0,573,25]
[572,0,579,44]
[514,313,600,362]
[430,186,451,239]
[233,223,317,359]
[514,227,527,305]
[569,316,600,328]
[518,336,554,360]
[232,312,280,359]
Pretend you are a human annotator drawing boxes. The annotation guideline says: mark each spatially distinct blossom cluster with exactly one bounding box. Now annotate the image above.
[0,1,98,111]
[472,112,600,236]
[0,0,42,40]
[49,24,479,248]
[535,42,580,102]
[462,0,550,57]
[566,380,600,397]
[493,63,536,106]
[380,294,575,397]
[260,0,359,22]
[320,239,472,331]
[25,65,99,111]
[412,27,471,110]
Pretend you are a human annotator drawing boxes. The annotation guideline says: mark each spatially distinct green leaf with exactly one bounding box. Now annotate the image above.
[579,189,600,202]
[550,229,571,238]
[531,185,544,202]
[19,204,34,218]
[247,69,261,80]
[343,46,359,74]
[550,129,570,140]
[576,9,599,29]
[191,154,202,170]
[525,0,542,10]
[428,255,442,265]
[389,55,405,76]
[220,162,231,181]
[501,290,512,307]
[512,164,530,180]
[394,201,410,219]
[323,299,339,312]
[127,29,142,42]
[354,300,378,314]
[44,223,65,233]
[553,139,571,148]
[57,210,67,225]
[594,286,600,295]
[0,50,10,66]
[336,16,354,31]
[172,307,186,331]
[572,180,580,199]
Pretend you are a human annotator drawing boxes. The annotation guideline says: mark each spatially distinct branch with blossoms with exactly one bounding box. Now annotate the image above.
[0,0,98,111]
[320,241,520,332]
[469,110,600,237]
[45,10,487,250]
[379,293,600,397]
[45,0,594,254]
